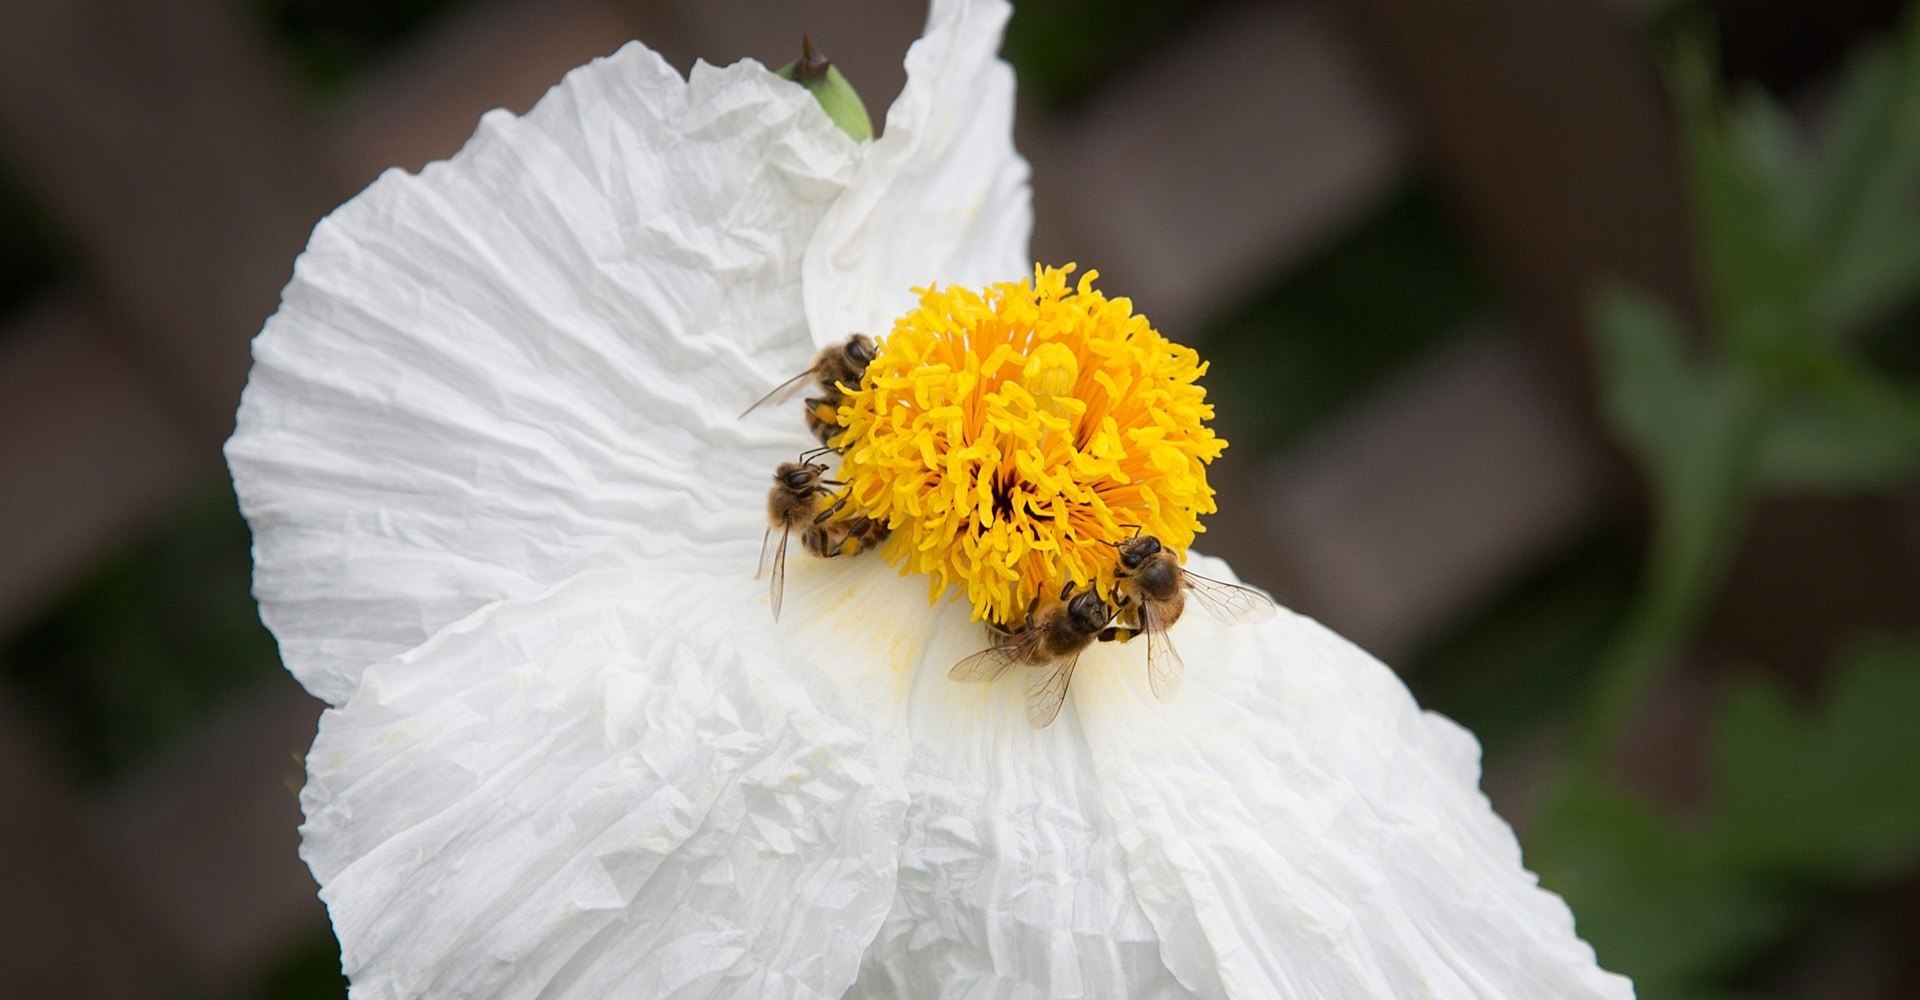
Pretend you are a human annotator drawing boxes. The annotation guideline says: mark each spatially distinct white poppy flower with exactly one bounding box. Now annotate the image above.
[226,0,1633,996]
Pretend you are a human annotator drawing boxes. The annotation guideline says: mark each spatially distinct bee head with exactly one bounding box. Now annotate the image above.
[846,334,877,366]
[1065,585,1111,633]
[778,463,820,491]
[1118,534,1162,569]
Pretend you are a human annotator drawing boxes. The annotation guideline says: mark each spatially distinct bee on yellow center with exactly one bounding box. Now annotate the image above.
[748,264,1265,726]
[831,263,1222,628]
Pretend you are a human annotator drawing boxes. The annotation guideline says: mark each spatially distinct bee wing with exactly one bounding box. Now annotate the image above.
[1140,601,1185,702]
[1023,654,1080,729]
[768,523,791,621]
[1180,571,1277,626]
[948,645,1018,683]
[738,366,818,418]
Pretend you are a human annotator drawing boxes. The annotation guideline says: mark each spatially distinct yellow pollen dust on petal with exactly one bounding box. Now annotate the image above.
[833,264,1224,626]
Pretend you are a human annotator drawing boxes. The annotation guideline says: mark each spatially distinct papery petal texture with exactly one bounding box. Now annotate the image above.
[804,0,1032,345]
[847,597,1193,1000]
[302,567,916,999]
[840,553,1628,1000]
[227,45,860,704]
[1067,556,1635,1000]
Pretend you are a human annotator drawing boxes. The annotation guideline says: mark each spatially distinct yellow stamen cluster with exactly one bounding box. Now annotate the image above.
[833,264,1222,626]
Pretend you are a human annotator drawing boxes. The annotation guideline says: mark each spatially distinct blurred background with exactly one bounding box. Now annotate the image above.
[2,0,1918,996]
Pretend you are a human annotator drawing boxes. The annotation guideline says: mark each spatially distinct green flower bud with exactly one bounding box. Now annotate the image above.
[777,36,873,143]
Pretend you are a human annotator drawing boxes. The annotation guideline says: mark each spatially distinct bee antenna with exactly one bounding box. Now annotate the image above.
[798,444,838,462]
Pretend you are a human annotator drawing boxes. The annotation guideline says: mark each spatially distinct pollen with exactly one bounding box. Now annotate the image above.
[832,264,1223,626]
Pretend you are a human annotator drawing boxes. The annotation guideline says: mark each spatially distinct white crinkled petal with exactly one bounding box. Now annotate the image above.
[846,597,1194,1000]
[804,0,1033,346]
[302,560,941,1000]
[1064,554,1635,1000]
[227,44,861,704]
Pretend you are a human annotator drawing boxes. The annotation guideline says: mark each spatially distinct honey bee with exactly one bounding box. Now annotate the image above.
[948,581,1115,728]
[760,459,845,621]
[759,452,889,620]
[1101,533,1277,701]
[739,333,878,446]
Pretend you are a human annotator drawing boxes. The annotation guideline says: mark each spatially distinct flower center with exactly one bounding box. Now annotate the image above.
[832,264,1223,626]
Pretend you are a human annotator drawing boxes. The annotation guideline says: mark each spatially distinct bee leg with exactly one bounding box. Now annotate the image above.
[812,490,850,524]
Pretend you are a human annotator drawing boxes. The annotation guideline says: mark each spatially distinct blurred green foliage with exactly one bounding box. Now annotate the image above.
[1534,778,1788,997]
[1716,638,1920,876]
[1577,15,1920,773]
[1536,639,1920,999]
[1,481,283,783]
[1002,0,1202,109]
[1528,12,1920,998]
[1407,525,1639,758]
[249,0,466,98]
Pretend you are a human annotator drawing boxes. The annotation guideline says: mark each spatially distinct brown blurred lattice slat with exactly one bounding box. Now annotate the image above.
[1030,1,1408,335]
[0,0,339,438]
[1335,0,1703,397]
[332,0,674,187]
[1246,331,1611,662]
[0,298,198,637]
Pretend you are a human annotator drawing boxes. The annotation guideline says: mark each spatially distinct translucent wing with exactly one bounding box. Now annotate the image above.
[1023,654,1079,729]
[1140,601,1185,702]
[948,644,1018,683]
[767,523,792,621]
[738,364,820,418]
[756,523,774,579]
[1180,571,1277,626]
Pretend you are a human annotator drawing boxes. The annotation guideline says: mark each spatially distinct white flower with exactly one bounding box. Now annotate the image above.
[226,0,1633,997]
